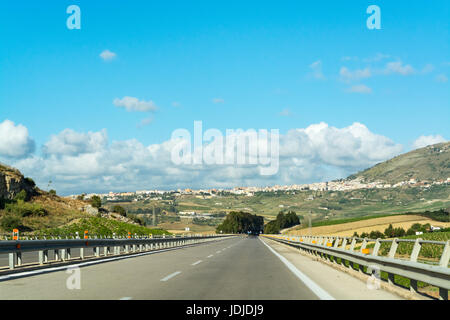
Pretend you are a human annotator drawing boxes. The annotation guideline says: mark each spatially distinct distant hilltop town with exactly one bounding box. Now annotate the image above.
[67,177,450,201]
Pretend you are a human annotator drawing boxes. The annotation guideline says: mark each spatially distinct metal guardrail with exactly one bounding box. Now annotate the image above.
[262,234,450,300]
[0,234,234,271]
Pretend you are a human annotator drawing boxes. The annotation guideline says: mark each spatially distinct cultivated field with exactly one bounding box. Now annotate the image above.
[286,215,450,237]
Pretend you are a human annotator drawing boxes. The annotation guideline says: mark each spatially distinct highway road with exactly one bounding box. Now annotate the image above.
[0,236,403,300]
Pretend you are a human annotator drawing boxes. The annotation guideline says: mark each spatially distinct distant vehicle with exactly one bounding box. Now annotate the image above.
[430,226,441,232]
[415,231,423,235]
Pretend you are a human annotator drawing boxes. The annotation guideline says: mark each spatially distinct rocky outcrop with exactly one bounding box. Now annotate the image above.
[0,163,37,200]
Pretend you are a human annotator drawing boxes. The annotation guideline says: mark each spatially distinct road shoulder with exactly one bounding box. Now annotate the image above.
[260,237,410,300]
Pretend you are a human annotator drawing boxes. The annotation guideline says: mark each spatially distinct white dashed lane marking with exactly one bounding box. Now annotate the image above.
[191,260,202,266]
[160,271,182,282]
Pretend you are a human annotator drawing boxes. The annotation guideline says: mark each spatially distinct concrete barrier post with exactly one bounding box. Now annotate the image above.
[38,250,44,265]
[410,238,422,263]
[333,237,340,248]
[349,238,356,251]
[9,253,15,269]
[372,239,381,256]
[439,240,450,268]
[388,239,399,258]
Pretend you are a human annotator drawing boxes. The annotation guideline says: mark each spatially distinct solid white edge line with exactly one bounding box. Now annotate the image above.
[160,271,181,282]
[207,254,213,258]
[259,237,335,300]
[119,297,132,300]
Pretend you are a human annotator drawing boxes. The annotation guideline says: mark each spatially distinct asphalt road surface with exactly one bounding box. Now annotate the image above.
[0,236,402,300]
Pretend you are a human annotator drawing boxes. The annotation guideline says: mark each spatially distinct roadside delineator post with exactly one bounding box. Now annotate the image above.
[12,229,19,241]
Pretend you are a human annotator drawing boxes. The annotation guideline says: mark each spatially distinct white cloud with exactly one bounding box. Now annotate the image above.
[7,123,403,195]
[340,67,371,82]
[309,60,325,80]
[435,74,448,83]
[212,98,224,104]
[363,53,390,63]
[383,61,415,75]
[412,135,447,149]
[138,117,153,128]
[113,96,158,112]
[342,56,358,62]
[42,129,108,156]
[421,64,434,74]
[99,50,117,61]
[346,84,372,94]
[279,108,292,117]
[0,120,35,158]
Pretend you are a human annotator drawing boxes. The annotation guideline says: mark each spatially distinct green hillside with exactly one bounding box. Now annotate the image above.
[348,142,450,183]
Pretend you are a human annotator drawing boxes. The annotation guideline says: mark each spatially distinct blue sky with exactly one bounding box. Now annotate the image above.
[0,1,449,194]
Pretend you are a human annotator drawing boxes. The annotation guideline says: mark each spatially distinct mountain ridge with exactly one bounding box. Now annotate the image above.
[347,142,450,184]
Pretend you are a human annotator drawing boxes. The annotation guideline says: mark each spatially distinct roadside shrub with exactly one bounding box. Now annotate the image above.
[0,215,26,231]
[49,189,57,196]
[112,205,127,217]
[4,201,48,217]
[90,195,102,209]
[14,190,28,202]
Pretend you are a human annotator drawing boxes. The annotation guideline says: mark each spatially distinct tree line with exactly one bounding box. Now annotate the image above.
[264,211,300,234]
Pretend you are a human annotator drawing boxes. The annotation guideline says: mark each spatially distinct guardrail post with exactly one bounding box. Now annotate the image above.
[39,250,44,265]
[410,238,422,263]
[439,240,450,268]
[409,238,422,294]
[437,241,449,299]
[333,237,339,248]
[95,246,100,257]
[80,248,85,260]
[372,239,381,257]
[54,249,60,261]
[388,238,399,258]
[9,253,15,269]
[386,238,399,285]
[349,238,356,251]
[341,238,348,249]
[67,248,71,260]
[61,248,67,261]
[360,238,367,253]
